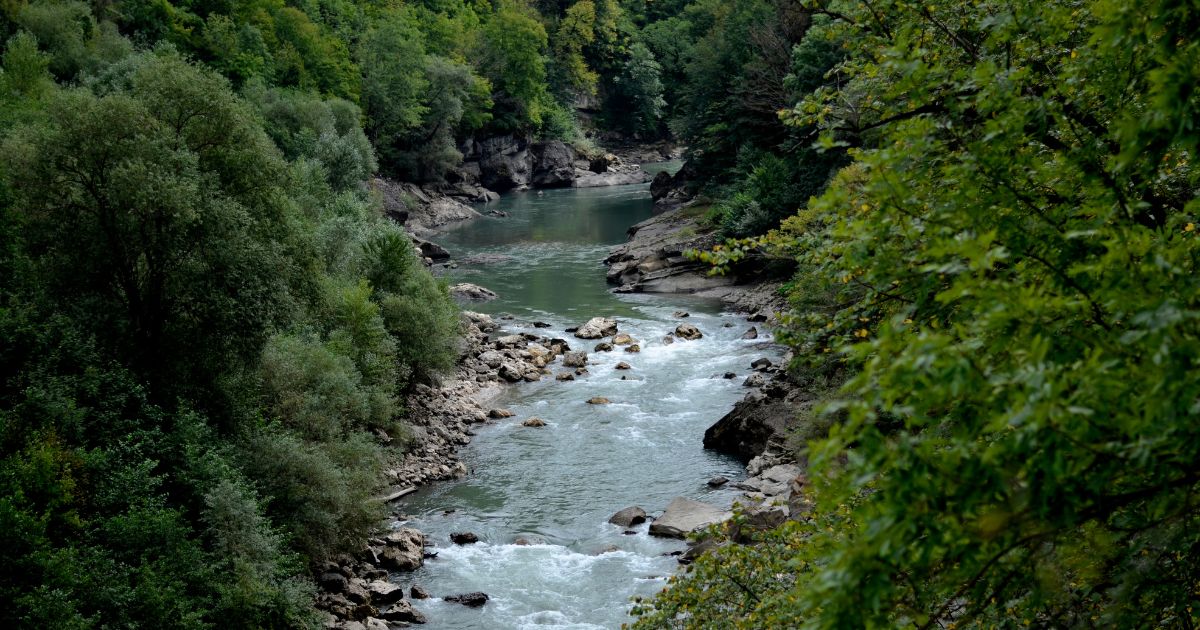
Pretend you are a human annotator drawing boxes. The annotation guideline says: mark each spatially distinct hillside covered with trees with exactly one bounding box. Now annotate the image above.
[2,0,1198,627]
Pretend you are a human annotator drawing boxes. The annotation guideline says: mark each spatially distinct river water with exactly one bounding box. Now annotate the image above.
[398,172,782,629]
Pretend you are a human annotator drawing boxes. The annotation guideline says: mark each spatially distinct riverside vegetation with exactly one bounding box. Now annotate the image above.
[1,0,1197,628]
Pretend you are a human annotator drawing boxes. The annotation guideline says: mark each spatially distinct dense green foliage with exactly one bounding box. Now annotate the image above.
[634,0,1200,627]
[0,3,469,625]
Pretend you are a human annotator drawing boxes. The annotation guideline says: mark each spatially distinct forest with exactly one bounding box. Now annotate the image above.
[1,0,1198,628]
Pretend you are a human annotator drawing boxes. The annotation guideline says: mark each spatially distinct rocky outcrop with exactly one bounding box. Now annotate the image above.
[449,283,498,301]
[702,364,812,463]
[374,178,483,235]
[649,497,731,538]
[649,159,699,208]
[604,205,736,294]
[444,592,490,608]
[478,135,532,191]
[463,135,656,191]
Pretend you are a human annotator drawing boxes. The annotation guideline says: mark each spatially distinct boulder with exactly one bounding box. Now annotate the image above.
[378,529,424,572]
[615,362,631,370]
[575,317,618,339]
[675,323,703,340]
[493,334,526,349]
[530,140,577,188]
[478,350,505,368]
[345,580,371,605]
[555,372,575,381]
[612,333,636,346]
[489,408,515,419]
[522,417,547,427]
[450,283,498,301]
[662,335,675,345]
[650,169,674,199]
[562,351,589,367]
[609,506,648,527]
[379,600,427,624]
[444,592,490,608]
[587,397,611,405]
[673,311,690,318]
[728,506,789,544]
[648,497,731,538]
[450,532,479,545]
[624,344,641,353]
[499,362,524,382]
[410,584,431,600]
[478,135,530,192]
[319,572,349,593]
[412,237,450,261]
[703,395,797,462]
[364,618,390,630]
[594,342,614,352]
[751,357,773,370]
[743,373,765,388]
[366,581,405,606]
[723,372,736,379]
[742,327,759,340]
[707,476,729,487]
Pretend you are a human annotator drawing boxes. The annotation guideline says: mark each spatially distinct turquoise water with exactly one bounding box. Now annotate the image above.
[397,173,781,629]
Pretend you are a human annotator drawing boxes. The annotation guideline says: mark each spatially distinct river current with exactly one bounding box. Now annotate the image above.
[398,170,783,629]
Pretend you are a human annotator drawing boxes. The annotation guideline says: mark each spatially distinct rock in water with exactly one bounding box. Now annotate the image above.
[648,497,731,538]
[707,476,729,487]
[615,362,631,370]
[444,592,490,608]
[449,283,498,301]
[522,417,547,427]
[612,332,636,345]
[673,310,690,318]
[410,585,431,600]
[594,342,614,352]
[609,506,648,527]
[488,408,514,419]
[562,351,589,367]
[587,397,611,405]
[742,327,759,340]
[624,344,641,353]
[751,357,773,371]
[574,317,618,339]
[675,323,703,340]
[450,532,479,545]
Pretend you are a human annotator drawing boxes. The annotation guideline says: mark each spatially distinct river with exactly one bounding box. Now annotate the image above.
[397,171,783,629]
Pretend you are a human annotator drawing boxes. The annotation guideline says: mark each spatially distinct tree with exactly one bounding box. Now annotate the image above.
[635,0,1200,627]
[477,2,550,131]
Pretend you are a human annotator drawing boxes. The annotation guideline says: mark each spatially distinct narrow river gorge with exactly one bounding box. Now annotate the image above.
[394,173,783,628]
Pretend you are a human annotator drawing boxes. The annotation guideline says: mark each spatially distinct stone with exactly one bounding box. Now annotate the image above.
[729,506,789,544]
[574,317,618,339]
[378,528,425,572]
[575,368,589,376]
[609,506,647,527]
[412,237,451,261]
[594,342,614,352]
[555,372,575,381]
[364,618,389,630]
[673,310,690,318]
[723,372,736,379]
[478,135,530,192]
[650,170,674,200]
[675,323,703,340]
[522,417,547,427]
[450,532,479,545]
[562,351,589,367]
[742,373,765,388]
[410,584,431,600]
[587,397,611,405]
[615,362,631,370]
[489,408,514,419]
[379,600,427,624]
[612,333,636,345]
[319,572,349,593]
[679,538,721,565]
[478,350,505,368]
[742,327,759,340]
[707,476,729,487]
[703,395,798,463]
[463,311,497,332]
[499,362,524,382]
[444,592,490,608]
[494,334,526,349]
[449,283,498,301]
[748,311,769,322]
[648,497,731,538]
[533,321,552,328]
[345,581,371,605]
[624,344,641,353]
[365,581,405,606]
[530,140,577,188]
[751,358,773,371]
[662,335,675,345]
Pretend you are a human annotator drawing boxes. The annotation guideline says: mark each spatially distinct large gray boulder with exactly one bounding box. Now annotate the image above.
[574,317,618,339]
[649,497,730,538]
[479,135,531,191]
[609,506,647,527]
[530,140,577,188]
[449,283,498,301]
